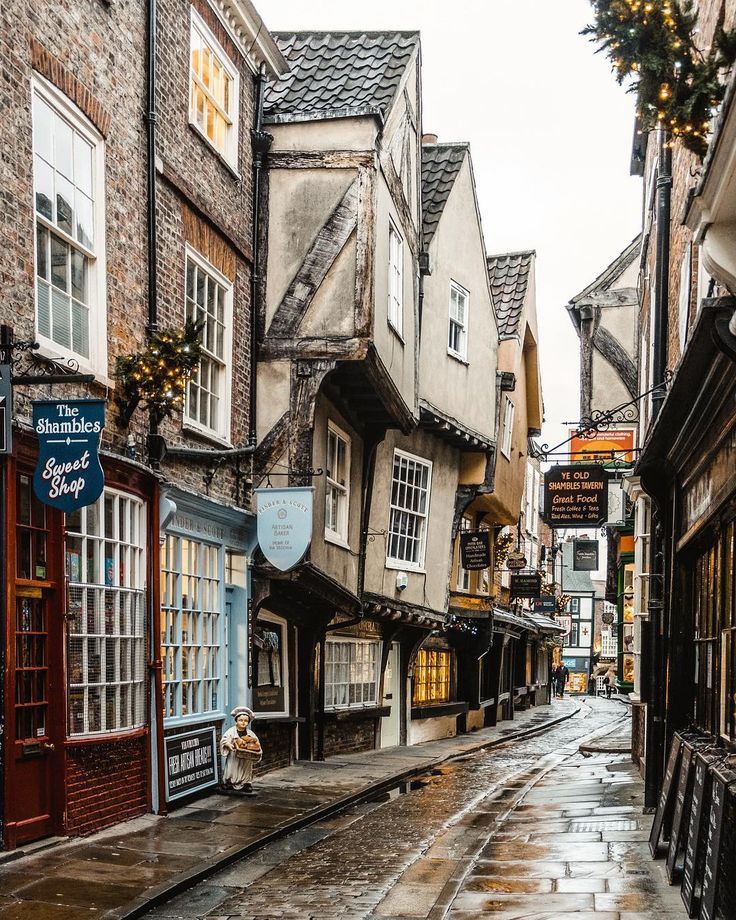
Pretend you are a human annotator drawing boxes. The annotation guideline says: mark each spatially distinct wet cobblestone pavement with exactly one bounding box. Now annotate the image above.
[146,698,681,920]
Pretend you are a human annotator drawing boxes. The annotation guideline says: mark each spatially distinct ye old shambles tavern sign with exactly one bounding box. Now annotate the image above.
[543,464,608,529]
[32,400,105,511]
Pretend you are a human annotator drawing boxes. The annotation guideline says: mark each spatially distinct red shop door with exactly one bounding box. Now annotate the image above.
[6,472,64,848]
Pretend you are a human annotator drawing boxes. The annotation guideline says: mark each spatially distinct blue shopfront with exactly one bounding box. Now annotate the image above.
[157,487,256,806]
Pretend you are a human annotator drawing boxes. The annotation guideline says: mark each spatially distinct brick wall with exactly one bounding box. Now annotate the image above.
[319,718,377,758]
[254,722,293,775]
[65,735,148,836]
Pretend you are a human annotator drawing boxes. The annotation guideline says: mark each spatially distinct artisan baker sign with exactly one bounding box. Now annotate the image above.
[542,464,608,528]
[32,399,105,511]
[459,531,491,571]
[256,486,314,572]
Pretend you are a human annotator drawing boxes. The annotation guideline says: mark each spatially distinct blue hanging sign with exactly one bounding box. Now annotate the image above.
[32,399,106,511]
[255,486,313,572]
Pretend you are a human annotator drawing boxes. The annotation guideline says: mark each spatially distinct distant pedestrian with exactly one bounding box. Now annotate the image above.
[550,665,558,701]
[556,665,569,698]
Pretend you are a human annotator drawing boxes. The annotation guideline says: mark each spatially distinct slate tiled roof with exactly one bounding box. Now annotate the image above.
[264,31,419,124]
[486,250,535,338]
[560,543,596,594]
[421,143,467,249]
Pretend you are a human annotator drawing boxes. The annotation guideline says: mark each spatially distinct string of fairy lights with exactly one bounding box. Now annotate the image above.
[583,0,736,156]
[115,318,203,425]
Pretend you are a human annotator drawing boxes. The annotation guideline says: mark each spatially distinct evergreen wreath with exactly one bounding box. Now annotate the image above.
[115,319,203,427]
[583,0,736,156]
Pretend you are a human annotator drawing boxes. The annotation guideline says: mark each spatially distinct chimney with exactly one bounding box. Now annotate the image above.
[421,133,438,146]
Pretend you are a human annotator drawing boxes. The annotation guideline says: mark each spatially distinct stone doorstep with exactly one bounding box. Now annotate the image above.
[1,701,584,920]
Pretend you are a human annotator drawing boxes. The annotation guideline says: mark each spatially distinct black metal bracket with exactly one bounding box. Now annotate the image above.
[0,325,95,386]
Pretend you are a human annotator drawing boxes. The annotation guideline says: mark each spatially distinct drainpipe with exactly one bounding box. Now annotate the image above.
[145,0,158,341]
[644,128,671,808]
[249,65,272,449]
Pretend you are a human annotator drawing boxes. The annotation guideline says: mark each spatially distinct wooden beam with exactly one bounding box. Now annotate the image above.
[269,150,375,169]
[259,337,369,360]
[268,177,359,338]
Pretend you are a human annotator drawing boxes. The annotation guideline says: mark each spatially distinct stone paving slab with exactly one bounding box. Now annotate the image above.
[0,700,580,920]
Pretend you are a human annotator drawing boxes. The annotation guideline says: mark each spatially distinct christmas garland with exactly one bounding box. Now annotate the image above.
[115,319,203,426]
[583,0,736,156]
[494,530,514,565]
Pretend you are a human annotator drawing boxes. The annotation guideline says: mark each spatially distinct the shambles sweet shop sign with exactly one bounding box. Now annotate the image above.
[32,400,105,511]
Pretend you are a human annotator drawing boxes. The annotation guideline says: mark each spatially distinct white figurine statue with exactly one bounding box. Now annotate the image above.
[220,706,262,795]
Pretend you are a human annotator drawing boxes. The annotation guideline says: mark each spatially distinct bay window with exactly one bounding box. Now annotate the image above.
[66,490,146,735]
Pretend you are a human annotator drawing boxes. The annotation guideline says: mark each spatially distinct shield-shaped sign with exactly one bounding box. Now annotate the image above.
[32,400,105,511]
[256,487,314,572]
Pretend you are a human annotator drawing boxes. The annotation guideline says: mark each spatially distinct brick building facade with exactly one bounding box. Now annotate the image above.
[0,0,285,849]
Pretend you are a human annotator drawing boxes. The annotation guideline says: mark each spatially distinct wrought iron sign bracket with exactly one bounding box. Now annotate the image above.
[1,325,95,387]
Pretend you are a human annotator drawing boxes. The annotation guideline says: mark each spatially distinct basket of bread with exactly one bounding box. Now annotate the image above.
[232,734,262,759]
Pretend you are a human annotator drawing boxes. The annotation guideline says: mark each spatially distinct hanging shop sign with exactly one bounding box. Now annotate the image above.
[601,609,615,626]
[542,465,608,528]
[555,614,572,637]
[506,551,527,570]
[164,727,218,802]
[606,478,627,524]
[32,399,105,511]
[255,486,314,572]
[573,539,599,571]
[532,596,556,614]
[569,428,636,465]
[510,573,542,598]
[459,531,491,570]
[0,364,11,455]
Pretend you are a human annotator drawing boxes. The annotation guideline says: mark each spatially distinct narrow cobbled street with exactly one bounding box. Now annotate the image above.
[148,698,678,920]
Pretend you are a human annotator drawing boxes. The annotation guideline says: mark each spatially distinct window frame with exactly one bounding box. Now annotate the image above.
[253,611,289,718]
[31,75,108,380]
[183,244,234,444]
[161,532,225,727]
[412,648,454,706]
[324,421,351,548]
[500,395,515,459]
[324,637,381,711]
[447,280,469,362]
[387,219,404,338]
[386,449,433,572]
[65,488,147,738]
[189,6,240,169]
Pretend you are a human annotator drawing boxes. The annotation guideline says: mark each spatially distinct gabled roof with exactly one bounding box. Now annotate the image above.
[486,250,535,338]
[568,235,641,306]
[421,143,467,249]
[264,31,419,125]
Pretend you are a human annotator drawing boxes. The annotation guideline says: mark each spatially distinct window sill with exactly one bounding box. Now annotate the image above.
[324,531,351,551]
[447,349,469,366]
[188,121,241,180]
[323,705,390,722]
[411,701,468,720]
[385,560,426,574]
[387,319,405,346]
[163,712,226,730]
[65,726,148,746]
[181,421,233,449]
[34,341,114,390]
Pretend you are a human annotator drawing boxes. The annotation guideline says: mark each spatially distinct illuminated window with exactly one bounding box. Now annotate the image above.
[413,648,453,705]
[190,7,239,166]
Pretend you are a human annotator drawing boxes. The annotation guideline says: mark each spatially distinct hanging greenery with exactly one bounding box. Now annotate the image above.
[115,319,203,427]
[583,0,736,156]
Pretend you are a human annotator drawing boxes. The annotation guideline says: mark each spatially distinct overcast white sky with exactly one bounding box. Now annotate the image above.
[262,0,643,453]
